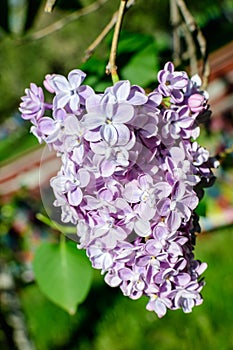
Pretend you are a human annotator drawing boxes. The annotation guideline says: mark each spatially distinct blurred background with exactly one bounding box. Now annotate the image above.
[0,1,233,349]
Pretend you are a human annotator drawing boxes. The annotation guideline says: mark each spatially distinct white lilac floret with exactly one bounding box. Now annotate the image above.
[19,62,216,318]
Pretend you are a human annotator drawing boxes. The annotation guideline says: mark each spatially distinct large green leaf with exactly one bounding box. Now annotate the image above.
[33,239,93,314]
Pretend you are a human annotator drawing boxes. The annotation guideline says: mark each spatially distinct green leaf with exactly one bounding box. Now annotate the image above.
[33,240,93,314]
[121,43,158,87]
[80,57,105,76]
[117,32,153,55]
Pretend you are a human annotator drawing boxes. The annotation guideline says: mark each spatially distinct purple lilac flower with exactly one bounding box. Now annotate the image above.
[157,62,189,103]
[35,108,66,145]
[146,285,172,318]
[188,93,207,113]
[19,83,46,123]
[48,69,93,113]
[90,212,128,250]
[118,266,146,300]
[123,174,172,221]
[83,92,134,146]
[162,105,195,140]
[43,74,56,93]
[135,239,165,283]
[172,281,204,313]
[62,114,86,163]
[157,181,199,231]
[86,241,114,272]
[165,145,200,186]
[19,63,217,318]
[105,80,148,105]
[90,134,135,177]
[50,158,90,207]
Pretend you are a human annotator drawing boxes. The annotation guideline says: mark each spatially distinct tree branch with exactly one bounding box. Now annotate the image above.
[106,0,130,83]
[84,0,135,63]
[44,0,57,13]
[83,11,118,62]
[175,0,209,89]
[23,0,109,41]
[170,0,181,67]
[181,22,198,75]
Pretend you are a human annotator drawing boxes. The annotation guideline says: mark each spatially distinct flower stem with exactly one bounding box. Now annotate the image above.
[106,0,128,84]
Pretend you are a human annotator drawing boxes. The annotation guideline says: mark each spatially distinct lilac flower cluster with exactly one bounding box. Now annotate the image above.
[19,62,216,317]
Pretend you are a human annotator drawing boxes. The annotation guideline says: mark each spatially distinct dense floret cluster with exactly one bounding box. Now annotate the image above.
[19,62,216,317]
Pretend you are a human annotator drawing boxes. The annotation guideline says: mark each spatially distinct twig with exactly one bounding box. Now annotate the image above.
[175,0,196,31]
[44,0,57,13]
[84,11,118,61]
[170,0,181,67]
[106,0,129,83]
[84,0,135,62]
[170,0,197,75]
[181,22,198,75]
[24,0,109,41]
[196,29,210,89]
[175,0,209,89]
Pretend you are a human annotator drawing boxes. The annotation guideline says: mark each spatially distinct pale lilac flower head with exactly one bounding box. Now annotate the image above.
[19,64,217,318]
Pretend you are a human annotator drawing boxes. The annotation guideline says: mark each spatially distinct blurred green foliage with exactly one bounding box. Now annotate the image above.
[33,239,93,314]
[2,191,232,350]
[0,126,38,164]
[18,227,233,350]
